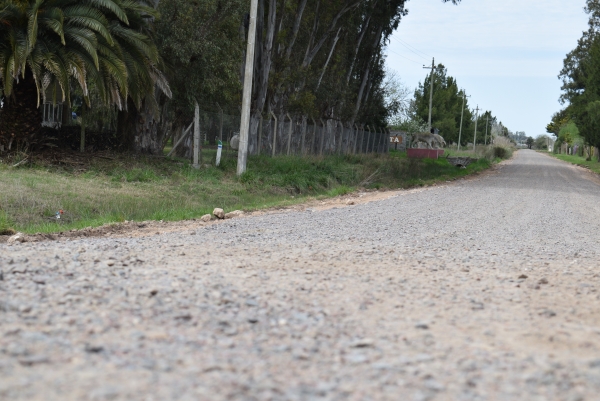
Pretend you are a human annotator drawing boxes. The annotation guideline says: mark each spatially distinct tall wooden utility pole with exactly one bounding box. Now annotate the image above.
[237,0,258,176]
[423,58,436,131]
[472,105,480,153]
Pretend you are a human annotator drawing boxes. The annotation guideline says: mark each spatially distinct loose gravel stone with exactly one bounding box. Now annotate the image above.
[1,150,600,400]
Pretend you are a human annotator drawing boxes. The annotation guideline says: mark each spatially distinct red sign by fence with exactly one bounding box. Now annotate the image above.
[406,149,444,159]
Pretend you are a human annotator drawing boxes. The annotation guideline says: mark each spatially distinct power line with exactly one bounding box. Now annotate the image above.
[392,36,432,59]
[385,47,421,64]
[390,36,429,60]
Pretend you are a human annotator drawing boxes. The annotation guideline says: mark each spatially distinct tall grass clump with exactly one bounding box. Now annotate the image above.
[485,136,515,161]
[0,211,16,235]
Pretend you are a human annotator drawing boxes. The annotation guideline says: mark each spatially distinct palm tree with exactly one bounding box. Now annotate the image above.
[0,0,169,150]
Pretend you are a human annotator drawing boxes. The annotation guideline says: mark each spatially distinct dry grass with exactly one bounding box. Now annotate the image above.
[0,150,493,234]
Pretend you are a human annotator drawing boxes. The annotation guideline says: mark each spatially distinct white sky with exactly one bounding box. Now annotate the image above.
[385,0,589,137]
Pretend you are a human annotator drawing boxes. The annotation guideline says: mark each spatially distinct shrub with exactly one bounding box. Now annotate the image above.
[493,146,507,159]
[484,136,515,160]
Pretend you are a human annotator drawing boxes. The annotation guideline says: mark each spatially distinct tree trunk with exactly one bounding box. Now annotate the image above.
[284,0,309,60]
[0,71,42,150]
[350,27,382,125]
[301,0,362,68]
[345,14,372,85]
[247,0,277,154]
[117,95,169,155]
[80,105,86,153]
[316,27,342,90]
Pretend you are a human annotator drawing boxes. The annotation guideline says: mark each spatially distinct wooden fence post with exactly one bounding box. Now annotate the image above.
[366,125,371,153]
[270,111,278,157]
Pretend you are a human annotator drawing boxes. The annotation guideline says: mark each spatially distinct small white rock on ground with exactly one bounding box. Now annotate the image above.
[212,208,225,219]
[1,150,600,400]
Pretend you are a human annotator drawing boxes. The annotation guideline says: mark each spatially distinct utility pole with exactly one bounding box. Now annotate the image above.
[484,115,489,145]
[472,105,480,153]
[237,0,258,176]
[423,58,436,131]
[457,90,470,151]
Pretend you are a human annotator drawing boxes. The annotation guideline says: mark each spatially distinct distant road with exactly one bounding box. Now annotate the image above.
[2,149,600,400]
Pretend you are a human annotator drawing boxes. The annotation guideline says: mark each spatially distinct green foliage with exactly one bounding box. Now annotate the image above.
[0,0,169,150]
[413,64,470,143]
[558,0,600,154]
[526,137,534,149]
[389,118,428,133]
[551,153,600,175]
[0,210,16,235]
[155,0,245,119]
[556,121,582,148]
[0,0,165,109]
[493,146,508,159]
[546,110,570,136]
[534,135,551,150]
[411,64,498,145]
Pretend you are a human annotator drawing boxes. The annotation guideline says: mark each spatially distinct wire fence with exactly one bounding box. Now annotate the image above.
[192,109,393,157]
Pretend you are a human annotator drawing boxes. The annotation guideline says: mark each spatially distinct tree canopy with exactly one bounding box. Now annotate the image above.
[556,0,600,156]
[407,63,500,145]
[0,0,169,148]
[0,0,465,154]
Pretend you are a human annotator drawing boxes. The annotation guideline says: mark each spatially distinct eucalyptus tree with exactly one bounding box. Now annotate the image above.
[558,0,600,158]
[0,0,169,152]
[154,0,246,144]
[240,0,461,154]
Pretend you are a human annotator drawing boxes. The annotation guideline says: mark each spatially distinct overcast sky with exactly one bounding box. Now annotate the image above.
[385,0,589,137]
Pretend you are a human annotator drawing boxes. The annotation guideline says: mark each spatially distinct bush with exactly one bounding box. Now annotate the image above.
[493,146,507,159]
[482,136,514,161]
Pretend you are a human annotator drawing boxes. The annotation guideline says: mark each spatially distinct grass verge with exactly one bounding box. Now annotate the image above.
[548,153,600,175]
[0,150,493,234]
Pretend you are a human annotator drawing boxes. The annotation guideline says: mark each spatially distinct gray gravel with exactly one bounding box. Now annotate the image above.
[2,149,600,400]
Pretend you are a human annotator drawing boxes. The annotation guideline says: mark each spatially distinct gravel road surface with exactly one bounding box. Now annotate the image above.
[2,149,600,401]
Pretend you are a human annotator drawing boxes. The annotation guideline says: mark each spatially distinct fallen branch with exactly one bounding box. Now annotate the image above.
[359,168,381,187]
[10,158,29,168]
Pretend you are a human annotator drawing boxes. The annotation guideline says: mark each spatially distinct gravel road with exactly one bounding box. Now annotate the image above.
[2,149,600,401]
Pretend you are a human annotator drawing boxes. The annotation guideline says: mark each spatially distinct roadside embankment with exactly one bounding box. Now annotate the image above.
[0,149,502,235]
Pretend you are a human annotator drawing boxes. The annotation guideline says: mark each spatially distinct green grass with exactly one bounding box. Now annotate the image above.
[549,153,600,175]
[0,150,493,234]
